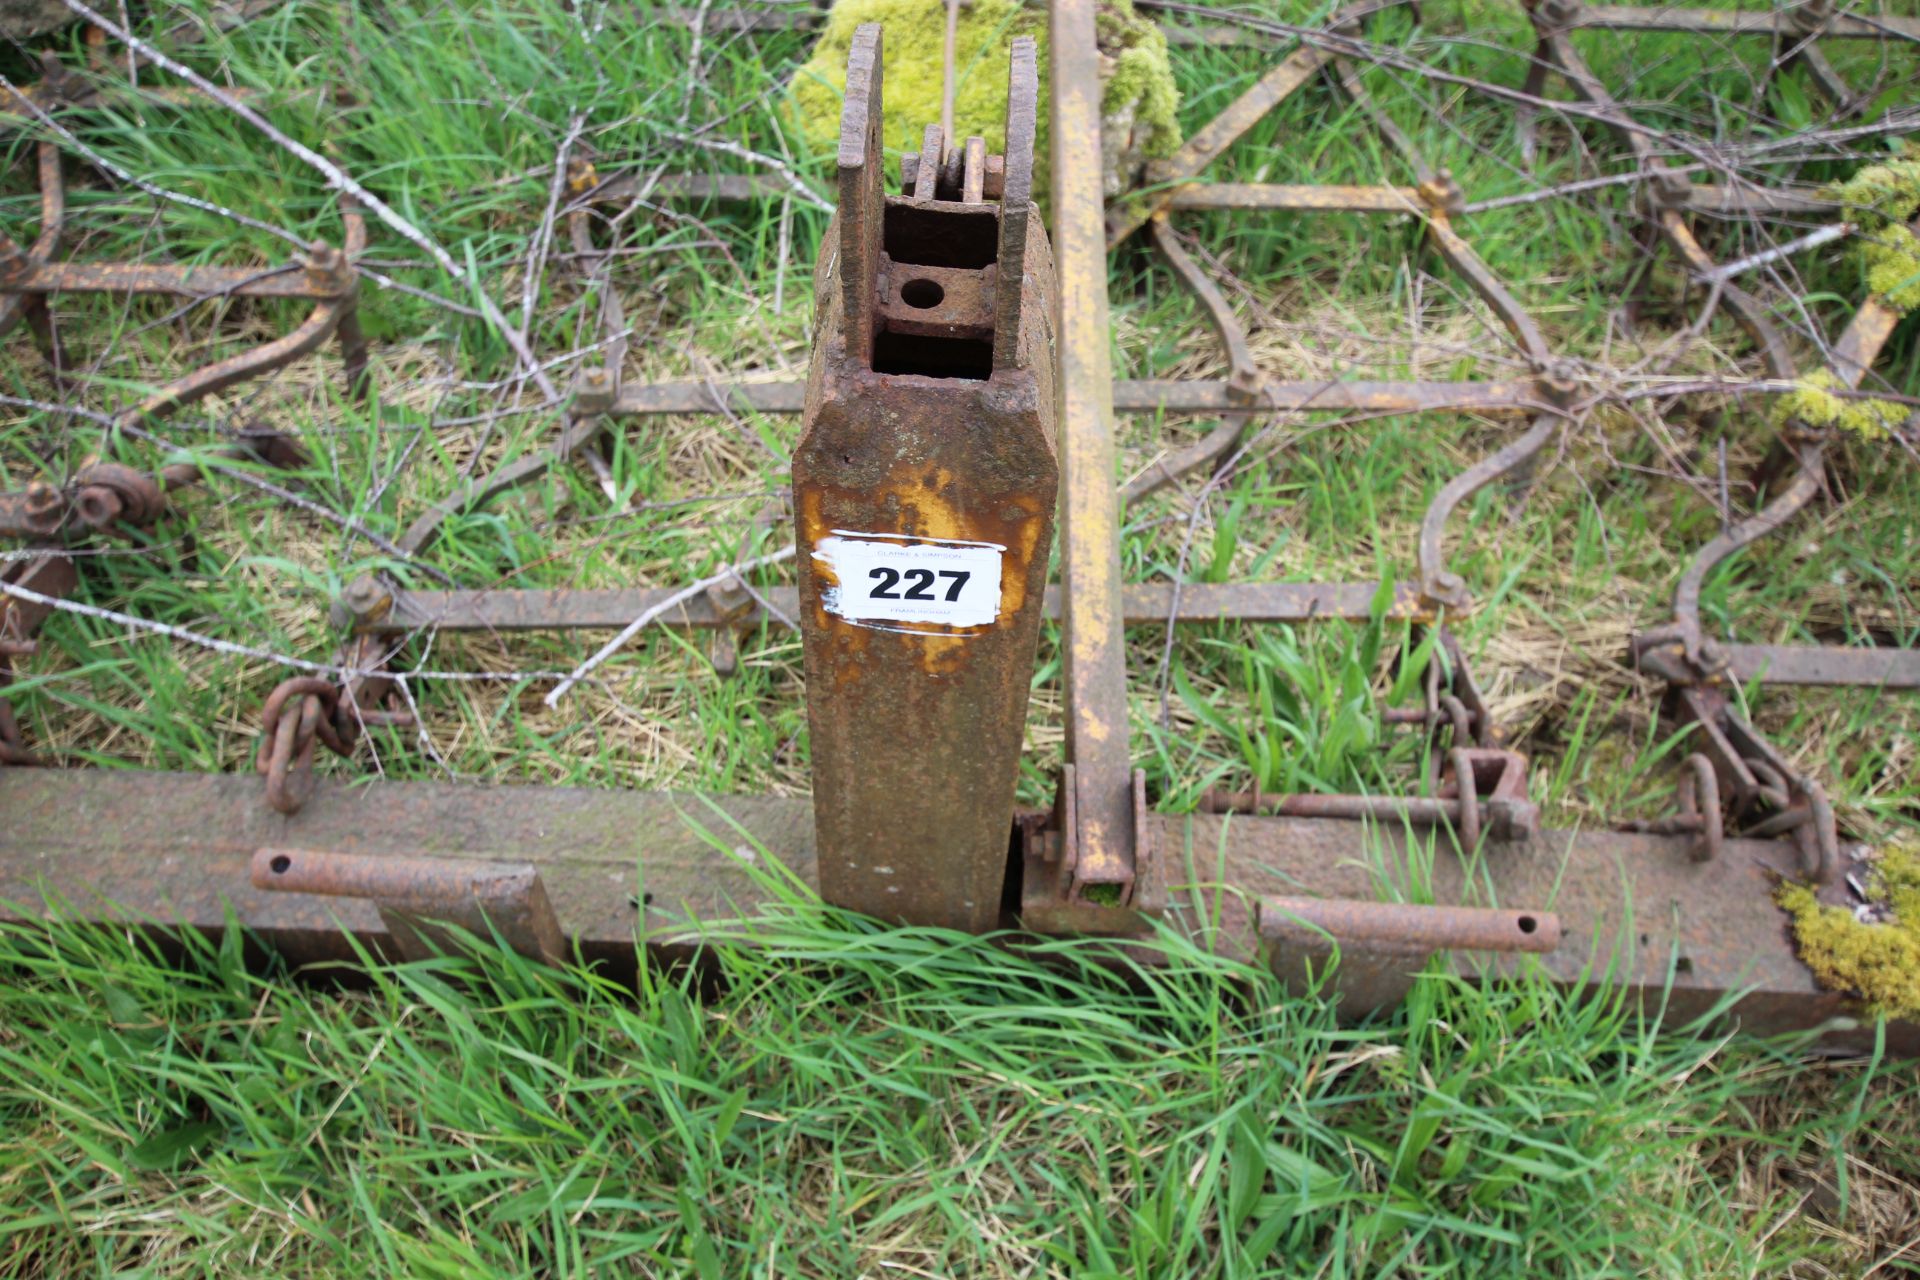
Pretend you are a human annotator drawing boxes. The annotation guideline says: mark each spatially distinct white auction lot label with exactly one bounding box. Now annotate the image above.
[813,531,1004,631]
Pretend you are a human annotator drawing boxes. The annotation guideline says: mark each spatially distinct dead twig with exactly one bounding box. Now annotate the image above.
[57,0,563,406]
[543,543,797,706]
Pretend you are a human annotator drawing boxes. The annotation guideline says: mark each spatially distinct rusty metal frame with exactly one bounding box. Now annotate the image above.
[1517,0,1917,883]
[2,22,364,766]
[0,1,1916,1050]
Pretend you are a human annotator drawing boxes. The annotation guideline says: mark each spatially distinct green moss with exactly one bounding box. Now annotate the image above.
[1830,152,1920,314]
[1771,368,1910,441]
[1095,7,1179,162]
[1776,841,1920,1022]
[784,0,1180,202]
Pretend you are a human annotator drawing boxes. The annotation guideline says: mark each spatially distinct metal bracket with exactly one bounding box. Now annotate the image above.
[251,848,566,966]
[1258,897,1561,1010]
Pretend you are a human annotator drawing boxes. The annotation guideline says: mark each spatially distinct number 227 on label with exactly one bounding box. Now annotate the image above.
[811,533,1005,630]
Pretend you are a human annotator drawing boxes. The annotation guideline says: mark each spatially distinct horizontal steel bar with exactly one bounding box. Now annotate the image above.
[371,580,1433,635]
[1570,5,1920,39]
[613,172,800,203]
[1723,643,1920,688]
[1168,183,1427,213]
[1684,184,1836,216]
[606,379,1542,417]
[660,4,1259,48]
[0,768,1903,1054]
[1258,897,1562,953]
[0,258,346,300]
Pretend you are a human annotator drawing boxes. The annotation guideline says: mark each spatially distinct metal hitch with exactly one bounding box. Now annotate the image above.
[793,26,1056,931]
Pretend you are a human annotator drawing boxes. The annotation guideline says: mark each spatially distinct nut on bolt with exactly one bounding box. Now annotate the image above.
[1425,569,1470,610]
[305,240,352,294]
[1647,170,1693,212]
[705,570,754,619]
[572,366,616,414]
[330,575,394,630]
[1787,0,1832,34]
[1417,172,1466,217]
[1534,359,1580,408]
[22,481,60,520]
[1533,0,1583,28]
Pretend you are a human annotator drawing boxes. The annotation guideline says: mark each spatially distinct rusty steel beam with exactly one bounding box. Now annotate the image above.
[631,173,1831,222]
[1683,184,1836,217]
[1117,378,1541,416]
[1566,4,1920,39]
[1052,0,1138,905]
[1168,183,1428,213]
[360,579,1432,636]
[0,257,351,300]
[606,377,1544,417]
[1721,643,1920,689]
[0,767,1909,1055]
[789,28,1057,931]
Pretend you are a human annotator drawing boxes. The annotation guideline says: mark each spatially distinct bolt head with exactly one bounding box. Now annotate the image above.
[22,481,59,517]
[74,487,123,528]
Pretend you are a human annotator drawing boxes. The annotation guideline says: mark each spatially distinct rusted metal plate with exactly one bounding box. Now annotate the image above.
[792,28,1057,932]
[0,769,1908,1054]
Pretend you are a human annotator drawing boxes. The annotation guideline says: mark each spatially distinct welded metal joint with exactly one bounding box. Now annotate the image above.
[1019,766,1163,933]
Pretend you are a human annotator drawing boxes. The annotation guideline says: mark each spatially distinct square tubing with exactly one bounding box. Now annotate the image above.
[793,27,1057,931]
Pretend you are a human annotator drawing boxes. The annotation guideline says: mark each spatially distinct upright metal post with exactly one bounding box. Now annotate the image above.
[794,27,1058,931]
[1048,0,1139,902]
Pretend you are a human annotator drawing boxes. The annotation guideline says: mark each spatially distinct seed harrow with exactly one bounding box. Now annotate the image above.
[1,0,1916,1050]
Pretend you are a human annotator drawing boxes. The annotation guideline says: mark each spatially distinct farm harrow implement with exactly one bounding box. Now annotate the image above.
[0,0,1916,1051]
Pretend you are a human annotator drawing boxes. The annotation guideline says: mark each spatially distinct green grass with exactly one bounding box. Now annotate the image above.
[0,887,1915,1276]
[2,0,1919,1271]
